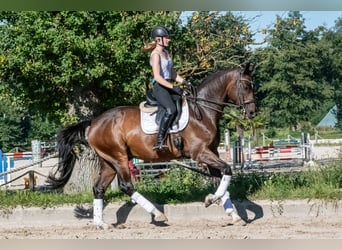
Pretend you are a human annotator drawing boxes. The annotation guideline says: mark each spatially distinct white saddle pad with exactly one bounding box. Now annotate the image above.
[140,99,189,134]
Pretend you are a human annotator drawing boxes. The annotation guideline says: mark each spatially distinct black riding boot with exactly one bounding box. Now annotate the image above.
[153,113,174,151]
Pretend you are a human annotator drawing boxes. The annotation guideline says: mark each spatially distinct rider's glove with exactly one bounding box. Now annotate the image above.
[172,86,183,96]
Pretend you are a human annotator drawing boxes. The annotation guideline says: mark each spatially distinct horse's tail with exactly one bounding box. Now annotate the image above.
[48,120,92,189]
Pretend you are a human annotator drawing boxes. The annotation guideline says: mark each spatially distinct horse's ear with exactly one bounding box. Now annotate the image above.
[244,62,255,75]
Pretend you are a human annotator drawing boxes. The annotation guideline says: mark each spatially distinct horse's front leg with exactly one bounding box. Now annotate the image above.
[116,160,168,223]
[130,191,168,222]
[196,149,243,224]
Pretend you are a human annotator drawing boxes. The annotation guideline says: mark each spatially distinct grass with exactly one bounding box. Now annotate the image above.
[254,173,340,200]
[236,163,342,201]
[0,161,341,209]
[0,188,129,210]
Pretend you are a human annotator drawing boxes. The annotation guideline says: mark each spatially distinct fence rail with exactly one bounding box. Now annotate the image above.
[229,132,314,169]
[2,133,337,190]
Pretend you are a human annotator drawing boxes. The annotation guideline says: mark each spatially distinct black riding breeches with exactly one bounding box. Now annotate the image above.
[152,83,177,116]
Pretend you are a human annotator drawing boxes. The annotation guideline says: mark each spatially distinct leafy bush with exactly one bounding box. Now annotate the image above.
[250,163,342,200]
[229,171,268,200]
[135,167,216,204]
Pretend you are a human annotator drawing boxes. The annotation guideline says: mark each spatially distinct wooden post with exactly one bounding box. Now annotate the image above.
[29,170,35,191]
[224,129,231,161]
[31,140,42,167]
[247,136,252,168]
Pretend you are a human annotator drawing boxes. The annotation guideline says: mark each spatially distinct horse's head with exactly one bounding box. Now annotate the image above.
[190,63,257,120]
[231,62,256,119]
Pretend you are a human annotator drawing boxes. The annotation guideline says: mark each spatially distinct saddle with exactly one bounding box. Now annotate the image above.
[139,90,189,135]
[144,89,183,127]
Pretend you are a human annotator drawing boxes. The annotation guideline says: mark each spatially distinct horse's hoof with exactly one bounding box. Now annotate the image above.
[231,216,246,226]
[95,222,110,230]
[204,194,218,208]
[154,213,168,222]
[152,209,168,222]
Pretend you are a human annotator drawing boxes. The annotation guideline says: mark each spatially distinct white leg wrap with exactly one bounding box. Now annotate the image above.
[231,211,241,221]
[214,175,231,198]
[93,198,104,226]
[131,191,156,213]
[221,191,234,215]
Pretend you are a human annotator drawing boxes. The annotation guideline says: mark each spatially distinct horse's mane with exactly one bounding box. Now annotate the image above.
[201,66,240,84]
[197,66,240,98]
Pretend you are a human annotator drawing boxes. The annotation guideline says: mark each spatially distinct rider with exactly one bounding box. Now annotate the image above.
[142,25,190,151]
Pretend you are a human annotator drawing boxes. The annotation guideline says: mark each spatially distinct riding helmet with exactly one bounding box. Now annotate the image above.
[151,26,171,38]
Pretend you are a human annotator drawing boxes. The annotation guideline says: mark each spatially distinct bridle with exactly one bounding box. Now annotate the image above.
[236,70,256,116]
[185,69,256,118]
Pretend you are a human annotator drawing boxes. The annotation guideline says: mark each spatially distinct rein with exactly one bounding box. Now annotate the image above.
[184,73,255,117]
[186,95,239,113]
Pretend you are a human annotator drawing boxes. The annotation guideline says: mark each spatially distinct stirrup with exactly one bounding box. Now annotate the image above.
[153,142,169,151]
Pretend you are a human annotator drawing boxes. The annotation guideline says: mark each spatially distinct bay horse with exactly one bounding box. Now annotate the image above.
[48,62,256,228]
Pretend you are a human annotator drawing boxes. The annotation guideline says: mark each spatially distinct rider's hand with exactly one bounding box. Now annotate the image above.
[172,86,183,96]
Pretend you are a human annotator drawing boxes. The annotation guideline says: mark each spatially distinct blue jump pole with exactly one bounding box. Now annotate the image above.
[0,149,8,183]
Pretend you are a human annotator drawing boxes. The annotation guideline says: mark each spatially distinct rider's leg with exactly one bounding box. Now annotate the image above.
[153,112,175,150]
[152,83,177,151]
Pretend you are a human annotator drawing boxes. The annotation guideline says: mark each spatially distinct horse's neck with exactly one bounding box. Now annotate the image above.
[197,88,227,105]
[197,71,232,104]
[194,85,226,126]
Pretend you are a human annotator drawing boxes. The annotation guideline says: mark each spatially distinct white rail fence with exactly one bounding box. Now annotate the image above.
[219,132,315,169]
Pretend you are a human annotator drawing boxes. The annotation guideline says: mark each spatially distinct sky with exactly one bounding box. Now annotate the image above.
[180,11,342,47]
[234,11,341,30]
[234,11,342,44]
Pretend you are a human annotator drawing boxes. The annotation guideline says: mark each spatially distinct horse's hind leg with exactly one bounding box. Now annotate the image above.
[93,161,116,229]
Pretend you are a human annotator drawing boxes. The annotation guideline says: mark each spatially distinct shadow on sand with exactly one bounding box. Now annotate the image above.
[73,199,263,226]
[234,199,264,224]
[73,202,169,227]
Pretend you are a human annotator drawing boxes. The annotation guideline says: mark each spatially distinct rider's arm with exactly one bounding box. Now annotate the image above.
[171,68,185,84]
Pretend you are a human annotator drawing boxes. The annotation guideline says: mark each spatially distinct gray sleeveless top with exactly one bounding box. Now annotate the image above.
[150,50,173,80]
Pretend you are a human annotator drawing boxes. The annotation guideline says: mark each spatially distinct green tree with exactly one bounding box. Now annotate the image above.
[223,107,266,146]
[0,11,182,151]
[0,11,181,124]
[28,114,60,143]
[253,11,334,129]
[177,11,254,83]
[0,84,28,151]
[321,17,342,129]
